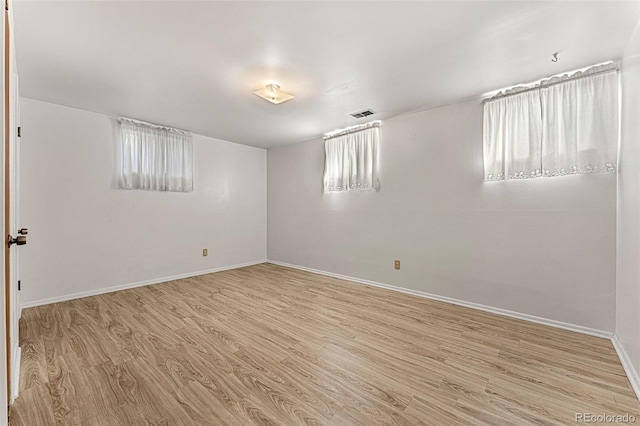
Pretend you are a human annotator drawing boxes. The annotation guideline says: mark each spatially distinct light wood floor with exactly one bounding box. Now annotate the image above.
[9,263,640,425]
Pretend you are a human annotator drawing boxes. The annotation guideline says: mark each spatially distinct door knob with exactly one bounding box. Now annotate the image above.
[18,228,28,235]
[7,235,26,248]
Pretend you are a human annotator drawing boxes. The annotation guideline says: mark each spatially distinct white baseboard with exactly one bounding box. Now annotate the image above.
[267,260,613,340]
[21,259,268,310]
[11,346,21,403]
[612,334,640,401]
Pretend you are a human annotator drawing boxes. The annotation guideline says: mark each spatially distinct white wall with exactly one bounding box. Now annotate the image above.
[19,98,267,306]
[268,99,617,333]
[616,14,640,395]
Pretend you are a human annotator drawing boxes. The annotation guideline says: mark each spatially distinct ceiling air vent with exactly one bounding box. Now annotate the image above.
[350,109,376,119]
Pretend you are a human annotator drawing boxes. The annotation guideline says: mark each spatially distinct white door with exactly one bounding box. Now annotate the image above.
[6,5,22,404]
[0,5,7,415]
[8,69,20,403]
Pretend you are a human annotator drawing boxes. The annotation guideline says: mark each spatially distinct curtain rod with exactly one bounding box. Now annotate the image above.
[119,117,190,135]
[324,120,380,140]
[483,65,618,104]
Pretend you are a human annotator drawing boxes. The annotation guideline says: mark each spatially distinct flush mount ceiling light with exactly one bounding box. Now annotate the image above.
[254,84,294,105]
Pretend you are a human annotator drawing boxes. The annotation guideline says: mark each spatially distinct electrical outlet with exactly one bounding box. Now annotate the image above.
[202,249,208,257]
[394,260,400,270]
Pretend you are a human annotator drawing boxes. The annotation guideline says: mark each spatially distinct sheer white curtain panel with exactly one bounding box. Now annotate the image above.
[483,62,618,181]
[119,118,193,192]
[323,122,380,192]
[541,69,618,176]
[324,138,350,192]
[483,91,543,181]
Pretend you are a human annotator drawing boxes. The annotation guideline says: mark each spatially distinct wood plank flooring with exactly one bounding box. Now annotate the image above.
[9,263,640,425]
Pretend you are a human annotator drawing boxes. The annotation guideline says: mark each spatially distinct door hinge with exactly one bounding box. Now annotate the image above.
[17,127,20,138]
[17,280,20,291]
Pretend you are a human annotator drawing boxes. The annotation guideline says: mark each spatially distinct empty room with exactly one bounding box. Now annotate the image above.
[0,0,639,424]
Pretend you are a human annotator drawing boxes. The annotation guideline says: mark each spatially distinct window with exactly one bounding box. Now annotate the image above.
[323,121,380,192]
[483,62,618,181]
[118,118,193,192]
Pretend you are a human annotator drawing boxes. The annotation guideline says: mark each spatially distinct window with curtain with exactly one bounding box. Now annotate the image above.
[118,118,193,192]
[483,62,619,181]
[323,121,380,192]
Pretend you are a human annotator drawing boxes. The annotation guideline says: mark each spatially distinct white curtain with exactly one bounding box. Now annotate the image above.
[483,91,543,181]
[324,122,380,192]
[483,63,618,181]
[541,70,618,176]
[119,118,193,192]
[324,138,350,192]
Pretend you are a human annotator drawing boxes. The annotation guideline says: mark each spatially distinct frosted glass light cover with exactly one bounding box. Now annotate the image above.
[254,84,294,104]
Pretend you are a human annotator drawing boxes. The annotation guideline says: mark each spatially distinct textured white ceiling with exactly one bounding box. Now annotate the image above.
[13,1,640,148]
